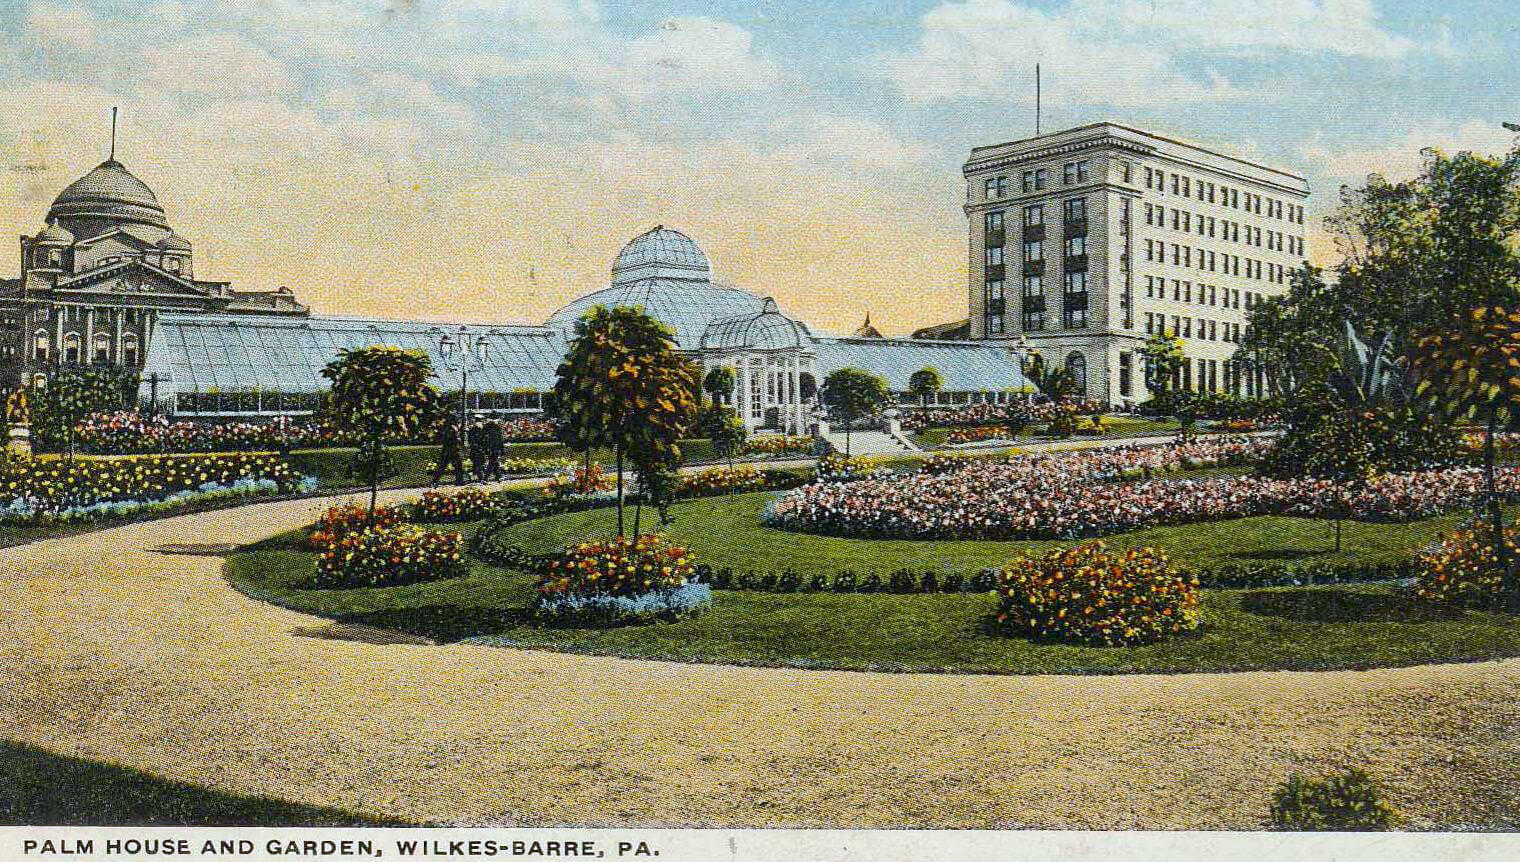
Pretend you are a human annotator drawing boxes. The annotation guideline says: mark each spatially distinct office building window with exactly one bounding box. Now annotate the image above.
[984,246,1004,266]
[1021,275,1045,331]
[1063,197,1087,224]
[1024,204,1043,227]
[1119,161,1132,183]
[985,210,1004,233]
[1062,271,1089,328]
[1023,240,1043,262]
[1064,235,1085,258]
[1119,352,1133,397]
[985,176,1008,199]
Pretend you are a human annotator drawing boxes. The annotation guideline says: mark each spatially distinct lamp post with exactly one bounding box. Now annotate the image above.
[437,326,491,431]
[1013,335,1037,401]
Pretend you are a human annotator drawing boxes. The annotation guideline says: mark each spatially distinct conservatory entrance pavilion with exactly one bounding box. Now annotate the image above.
[139,226,1033,429]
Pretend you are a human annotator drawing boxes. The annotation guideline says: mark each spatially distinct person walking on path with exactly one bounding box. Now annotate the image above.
[432,421,465,487]
[484,418,504,480]
[467,418,489,483]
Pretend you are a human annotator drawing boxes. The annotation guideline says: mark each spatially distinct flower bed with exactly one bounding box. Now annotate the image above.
[766,438,1520,541]
[995,543,1200,646]
[676,466,769,496]
[411,487,506,522]
[304,502,405,550]
[532,534,710,626]
[814,452,879,482]
[945,426,1010,445]
[1414,524,1520,608]
[744,435,813,456]
[311,524,466,588]
[71,411,560,455]
[0,453,312,523]
[542,464,617,498]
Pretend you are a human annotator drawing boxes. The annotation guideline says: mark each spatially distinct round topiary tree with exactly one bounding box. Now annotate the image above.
[908,366,943,409]
[320,345,440,519]
[820,367,890,455]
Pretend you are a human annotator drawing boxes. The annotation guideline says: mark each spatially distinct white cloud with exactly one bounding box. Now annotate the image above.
[25,2,98,51]
[622,17,781,93]
[1297,120,1517,185]
[882,0,1414,105]
[143,33,294,98]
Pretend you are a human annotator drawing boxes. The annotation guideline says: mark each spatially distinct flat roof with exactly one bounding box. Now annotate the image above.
[968,120,1307,185]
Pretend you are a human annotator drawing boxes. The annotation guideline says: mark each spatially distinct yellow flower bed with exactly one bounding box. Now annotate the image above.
[676,466,767,496]
[995,542,1200,646]
[1,452,303,515]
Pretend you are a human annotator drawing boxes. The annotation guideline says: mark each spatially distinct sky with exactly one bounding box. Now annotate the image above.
[1,0,1517,336]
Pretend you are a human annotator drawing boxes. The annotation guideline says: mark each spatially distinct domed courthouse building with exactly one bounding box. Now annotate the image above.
[4,151,1030,433]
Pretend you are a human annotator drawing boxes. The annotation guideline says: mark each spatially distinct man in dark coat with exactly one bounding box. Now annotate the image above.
[483,418,505,480]
[432,421,464,487]
[467,418,488,482]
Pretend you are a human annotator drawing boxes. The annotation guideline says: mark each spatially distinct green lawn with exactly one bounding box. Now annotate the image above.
[0,739,406,826]
[479,490,1456,574]
[222,492,1520,674]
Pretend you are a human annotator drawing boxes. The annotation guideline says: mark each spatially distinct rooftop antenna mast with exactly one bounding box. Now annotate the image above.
[1036,64,1041,136]
[109,106,117,161]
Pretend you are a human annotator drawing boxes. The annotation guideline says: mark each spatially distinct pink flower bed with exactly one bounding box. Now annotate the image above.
[765,438,1515,541]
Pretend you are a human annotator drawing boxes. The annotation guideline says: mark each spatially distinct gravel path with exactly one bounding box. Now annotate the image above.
[2,488,1519,829]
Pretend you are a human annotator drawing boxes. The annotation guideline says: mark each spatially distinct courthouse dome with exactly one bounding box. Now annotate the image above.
[48,159,170,232]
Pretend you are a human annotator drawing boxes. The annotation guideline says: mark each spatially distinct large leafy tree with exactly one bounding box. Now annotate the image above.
[553,305,698,536]
[908,366,943,409]
[1413,307,1520,608]
[820,368,889,456]
[321,346,440,518]
[700,404,747,471]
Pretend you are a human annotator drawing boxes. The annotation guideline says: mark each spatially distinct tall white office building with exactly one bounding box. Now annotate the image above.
[963,122,1310,406]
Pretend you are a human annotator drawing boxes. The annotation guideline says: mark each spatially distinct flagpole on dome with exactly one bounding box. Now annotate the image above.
[109,107,117,161]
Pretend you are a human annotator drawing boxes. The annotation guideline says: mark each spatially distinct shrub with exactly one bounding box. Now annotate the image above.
[858,573,882,593]
[532,533,706,626]
[1270,769,1402,831]
[940,573,964,593]
[806,573,828,592]
[305,502,404,550]
[311,524,466,588]
[995,543,1200,646]
[888,569,918,593]
[832,571,857,592]
[1415,524,1520,608]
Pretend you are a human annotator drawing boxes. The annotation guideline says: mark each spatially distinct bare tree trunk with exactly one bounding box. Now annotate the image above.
[615,445,625,537]
[1486,405,1514,607]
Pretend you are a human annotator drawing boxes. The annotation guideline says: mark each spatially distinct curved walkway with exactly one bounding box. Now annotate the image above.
[3,488,1520,829]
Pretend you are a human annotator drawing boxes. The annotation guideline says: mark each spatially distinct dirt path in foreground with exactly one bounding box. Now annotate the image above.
[2,488,1518,829]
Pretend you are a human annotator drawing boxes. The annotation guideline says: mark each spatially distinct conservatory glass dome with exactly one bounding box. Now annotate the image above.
[545,225,769,350]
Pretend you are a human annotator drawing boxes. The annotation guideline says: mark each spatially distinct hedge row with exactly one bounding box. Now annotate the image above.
[487,559,1422,595]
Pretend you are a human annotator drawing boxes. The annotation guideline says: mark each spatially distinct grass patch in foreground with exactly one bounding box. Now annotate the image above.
[224,495,1520,674]
[0,739,407,826]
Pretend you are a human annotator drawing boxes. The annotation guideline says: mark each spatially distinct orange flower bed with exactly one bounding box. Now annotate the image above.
[1415,524,1520,608]
[304,502,404,551]
[536,533,695,598]
[312,524,465,588]
[995,542,1200,646]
